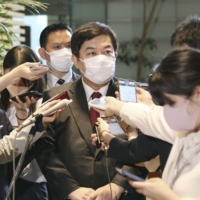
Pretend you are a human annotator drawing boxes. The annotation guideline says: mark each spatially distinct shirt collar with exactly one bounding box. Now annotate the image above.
[46,69,72,90]
[82,78,109,102]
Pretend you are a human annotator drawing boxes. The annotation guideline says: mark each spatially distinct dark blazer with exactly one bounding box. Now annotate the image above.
[36,79,147,200]
[0,109,13,200]
[108,133,172,172]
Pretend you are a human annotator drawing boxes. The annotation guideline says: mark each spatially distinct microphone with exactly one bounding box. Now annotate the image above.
[18,99,73,131]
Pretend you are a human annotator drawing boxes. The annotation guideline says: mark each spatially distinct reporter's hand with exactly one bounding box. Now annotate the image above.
[88,183,124,200]
[12,62,48,84]
[91,133,105,150]
[96,118,110,135]
[136,87,154,106]
[105,97,126,116]
[34,100,63,127]
[68,187,95,200]
[115,91,120,100]
[10,96,36,111]
[11,96,37,124]
[96,118,115,145]
[129,178,180,200]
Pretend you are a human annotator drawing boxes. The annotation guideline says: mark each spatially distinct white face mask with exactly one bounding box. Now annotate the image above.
[80,55,116,84]
[7,83,33,98]
[45,48,73,72]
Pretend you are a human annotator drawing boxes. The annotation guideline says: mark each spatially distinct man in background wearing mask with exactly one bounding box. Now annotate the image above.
[36,22,147,200]
[38,21,80,90]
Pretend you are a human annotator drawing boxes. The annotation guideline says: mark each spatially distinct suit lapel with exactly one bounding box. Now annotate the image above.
[68,79,117,157]
[68,79,96,155]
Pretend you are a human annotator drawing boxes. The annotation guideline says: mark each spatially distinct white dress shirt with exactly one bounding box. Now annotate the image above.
[46,69,72,90]
[82,78,109,103]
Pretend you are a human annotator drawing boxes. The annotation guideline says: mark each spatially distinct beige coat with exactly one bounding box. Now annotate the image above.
[0,122,45,164]
[120,102,200,200]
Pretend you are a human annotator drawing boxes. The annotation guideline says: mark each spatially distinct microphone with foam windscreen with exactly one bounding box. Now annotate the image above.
[17,99,73,131]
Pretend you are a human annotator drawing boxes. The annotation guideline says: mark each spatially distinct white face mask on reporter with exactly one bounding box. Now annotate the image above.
[79,55,116,84]
[44,48,73,72]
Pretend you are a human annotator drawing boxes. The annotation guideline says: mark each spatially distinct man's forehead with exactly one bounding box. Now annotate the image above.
[47,30,72,43]
[82,35,113,49]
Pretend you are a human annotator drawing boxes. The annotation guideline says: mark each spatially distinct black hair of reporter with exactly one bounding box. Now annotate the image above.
[148,14,200,102]
[0,45,45,112]
[170,14,200,49]
[149,47,200,105]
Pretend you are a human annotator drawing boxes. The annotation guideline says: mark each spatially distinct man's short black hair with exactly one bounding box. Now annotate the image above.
[170,14,200,49]
[39,21,72,48]
[71,22,118,57]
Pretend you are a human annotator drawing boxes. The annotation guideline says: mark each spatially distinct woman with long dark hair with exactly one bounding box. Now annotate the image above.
[0,45,44,127]
[0,45,48,200]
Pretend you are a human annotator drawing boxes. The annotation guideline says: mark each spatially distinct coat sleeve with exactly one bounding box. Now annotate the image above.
[108,134,159,165]
[120,103,176,144]
[0,124,34,164]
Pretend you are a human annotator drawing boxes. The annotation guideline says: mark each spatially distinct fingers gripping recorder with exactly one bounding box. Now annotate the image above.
[18,99,73,131]
[93,123,104,149]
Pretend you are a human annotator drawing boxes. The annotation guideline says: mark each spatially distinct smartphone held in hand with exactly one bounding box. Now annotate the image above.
[88,98,107,111]
[116,167,145,182]
[118,78,137,102]
[102,116,127,139]
[30,64,49,71]
[10,91,43,103]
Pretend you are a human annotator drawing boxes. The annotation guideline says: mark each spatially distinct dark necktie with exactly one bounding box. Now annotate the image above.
[90,92,102,127]
[57,79,65,85]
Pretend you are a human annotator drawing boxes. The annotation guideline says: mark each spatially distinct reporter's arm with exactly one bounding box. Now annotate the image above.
[104,97,176,143]
[0,100,61,164]
[119,102,176,144]
[0,124,36,164]
[108,134,160,166]
[95,118,148,197]
[0,62,47,92]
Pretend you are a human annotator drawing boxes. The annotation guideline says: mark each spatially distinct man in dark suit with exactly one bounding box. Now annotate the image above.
[38,21,80,90]
[37,22,147,200]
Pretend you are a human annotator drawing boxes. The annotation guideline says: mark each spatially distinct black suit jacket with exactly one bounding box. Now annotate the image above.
[36,79,147,200]
[0,110,13,199]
